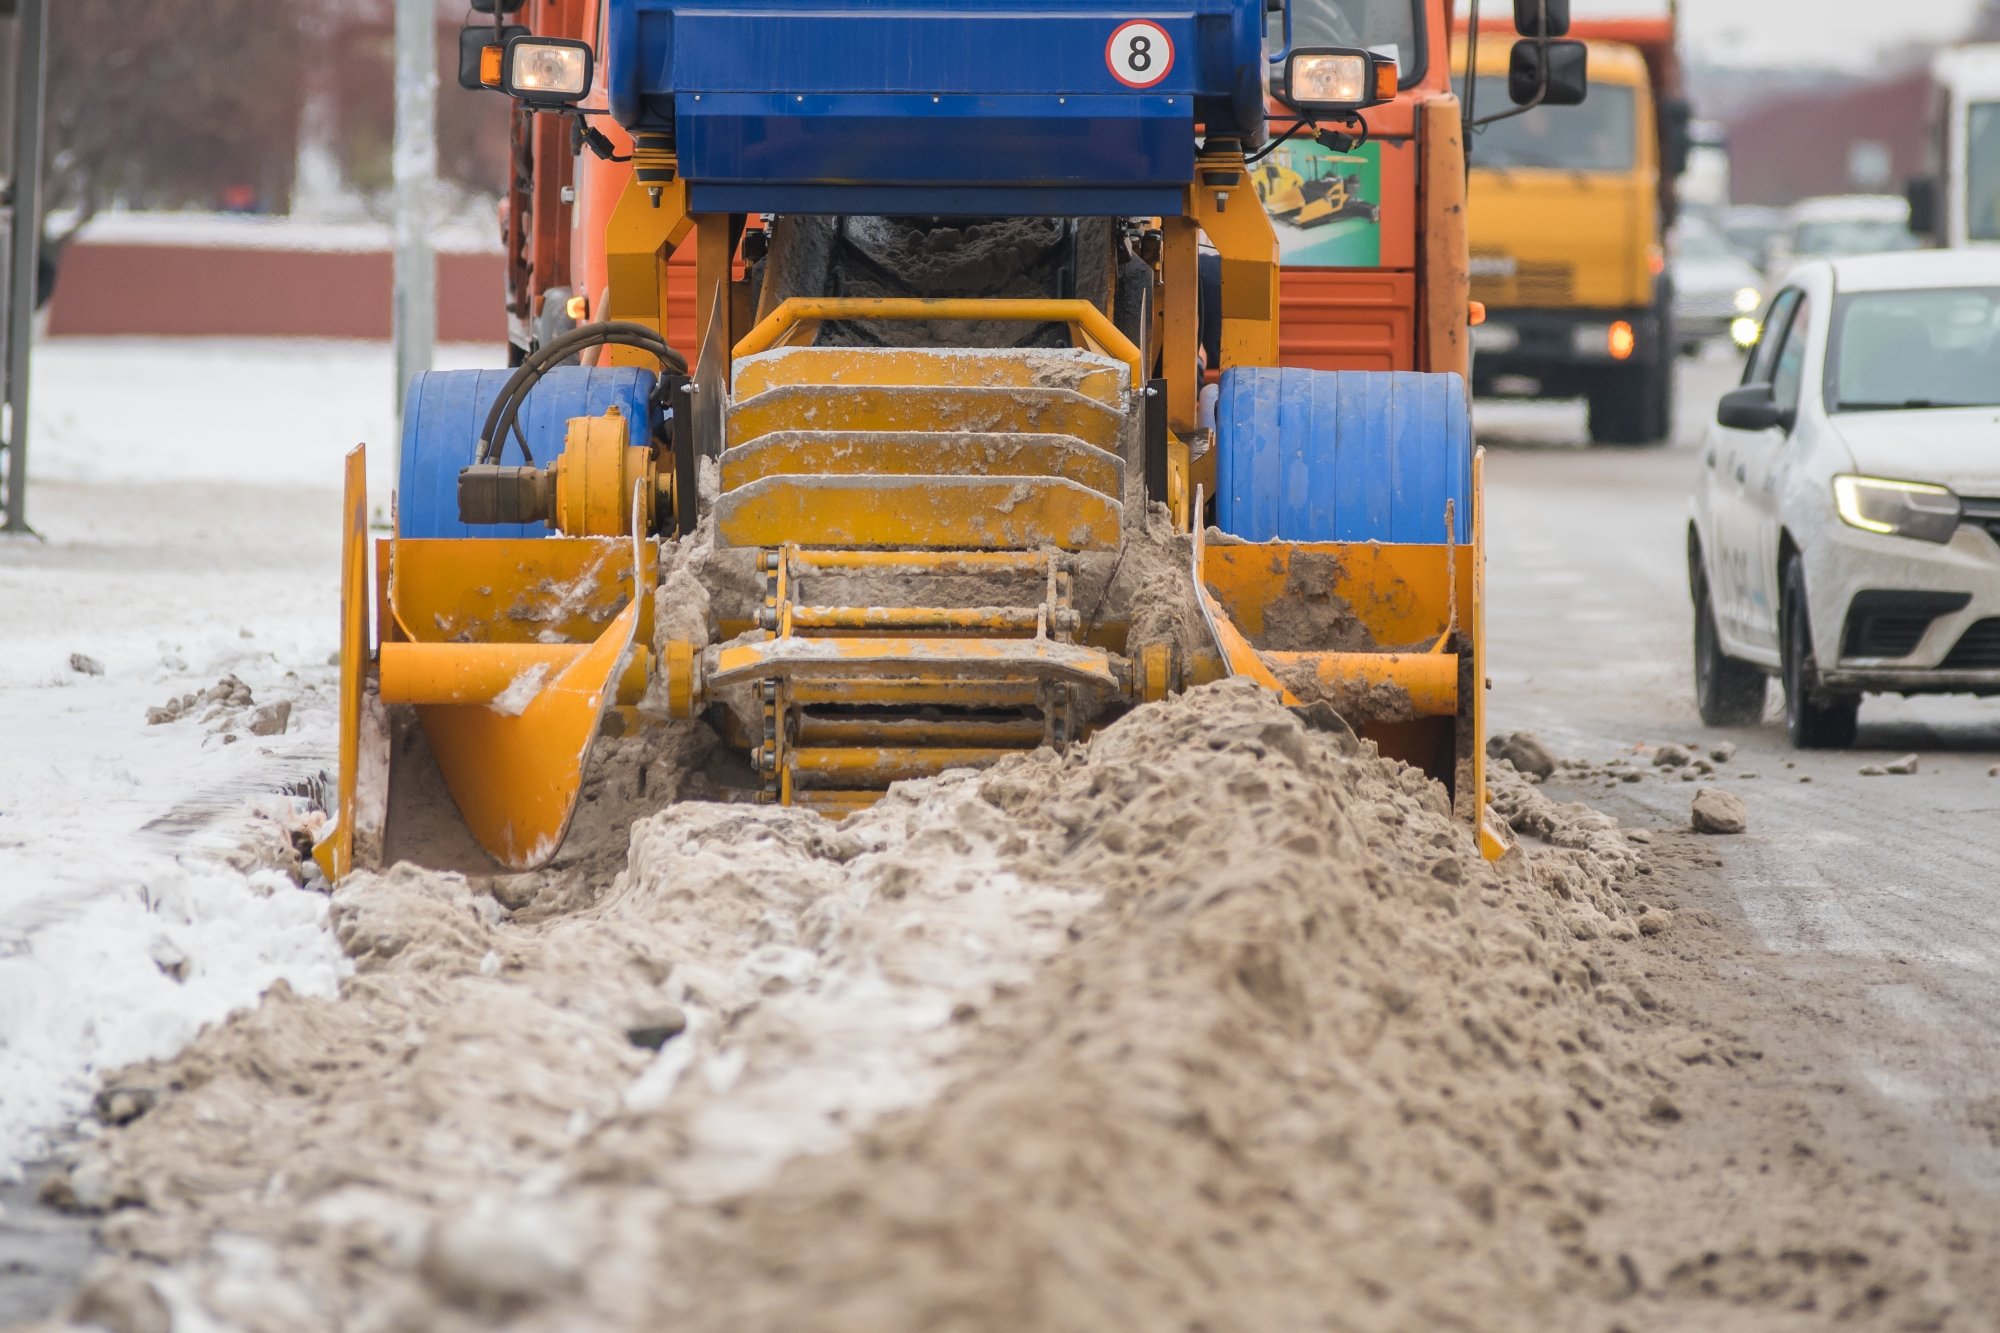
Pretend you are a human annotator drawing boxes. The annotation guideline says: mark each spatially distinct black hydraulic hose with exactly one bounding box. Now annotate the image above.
[1245,117,1312,165]
[476,321,690,465]
[481,322,684,464]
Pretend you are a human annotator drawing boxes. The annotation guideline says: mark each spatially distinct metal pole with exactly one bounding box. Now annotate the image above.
[392,0,436,429]
[3,0,46,535]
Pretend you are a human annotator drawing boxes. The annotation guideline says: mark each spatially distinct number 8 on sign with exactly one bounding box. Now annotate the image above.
[1106,20,1174,89]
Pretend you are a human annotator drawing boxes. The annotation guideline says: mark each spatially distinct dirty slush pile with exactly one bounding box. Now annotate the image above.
[39,682,1958,1332]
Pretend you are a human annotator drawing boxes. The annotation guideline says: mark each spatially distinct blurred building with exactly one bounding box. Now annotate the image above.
[1722,68,1932,207]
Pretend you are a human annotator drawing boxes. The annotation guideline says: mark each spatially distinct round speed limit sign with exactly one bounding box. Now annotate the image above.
[1106,20,1174,89]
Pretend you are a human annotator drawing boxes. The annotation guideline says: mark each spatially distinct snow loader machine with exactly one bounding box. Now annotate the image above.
[315,0,1513,881]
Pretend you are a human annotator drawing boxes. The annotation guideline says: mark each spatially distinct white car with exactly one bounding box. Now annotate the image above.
[1671,220,1764,353]
[1764,195,1919,275]
[1687,250,2000,747]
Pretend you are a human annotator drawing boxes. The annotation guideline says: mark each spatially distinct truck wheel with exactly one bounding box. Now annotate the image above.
[1780,560,1858,749]
[1693,569,1766,725]
[1586,354,1672,447]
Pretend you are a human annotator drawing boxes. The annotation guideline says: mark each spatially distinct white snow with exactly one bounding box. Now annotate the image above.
[28,337,497,506]
[72,211,502,257]
[0,335,501,1177]
[489,662,551,717]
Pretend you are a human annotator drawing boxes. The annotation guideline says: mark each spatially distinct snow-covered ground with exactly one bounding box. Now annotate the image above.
[71,211,504,257]
[0,337,497,1177]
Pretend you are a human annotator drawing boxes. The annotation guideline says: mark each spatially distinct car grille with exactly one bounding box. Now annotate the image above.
[1959,497,2000,547]
[1853,616,1934,657]
[1676,290,1741,320]
[1943,618,2000,668]
[1840,590,1970,660]
[1470,259,1575,306]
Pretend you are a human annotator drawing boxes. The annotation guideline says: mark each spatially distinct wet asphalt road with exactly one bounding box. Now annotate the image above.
[1481,349,2000,1198]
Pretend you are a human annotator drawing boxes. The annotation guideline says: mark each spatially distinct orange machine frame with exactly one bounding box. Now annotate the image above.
[1272,0,1468,381]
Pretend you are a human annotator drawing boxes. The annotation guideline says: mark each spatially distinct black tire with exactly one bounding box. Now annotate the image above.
[1693,570,1767,725]
[1587,354,1673,446]
[1112,251,1155,376]
[1780,560,1859,749]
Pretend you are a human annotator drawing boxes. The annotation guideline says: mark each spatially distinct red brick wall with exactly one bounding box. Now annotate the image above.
[47,243,508,342]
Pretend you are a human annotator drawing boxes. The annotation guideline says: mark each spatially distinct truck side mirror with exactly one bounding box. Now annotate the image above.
[1906,177,1939,240]
[1509,37,1587,107]
[1512,0,1570,36]
[1717,383,1786,432]
[1660,98,1693,178]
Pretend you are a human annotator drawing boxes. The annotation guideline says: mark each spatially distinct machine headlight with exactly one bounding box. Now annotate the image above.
[1291,52,1368,103]
[1733,286,1762,314]
[1730,316,1760,349]
[503,36,593,105]
[1832,475,1961,543]
[1283,47,1397,112]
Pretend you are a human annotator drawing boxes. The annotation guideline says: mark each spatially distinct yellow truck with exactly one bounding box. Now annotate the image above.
[1457,15,1689,445]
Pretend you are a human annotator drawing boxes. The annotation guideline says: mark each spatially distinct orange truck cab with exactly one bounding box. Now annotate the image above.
[1257,0,1470,380]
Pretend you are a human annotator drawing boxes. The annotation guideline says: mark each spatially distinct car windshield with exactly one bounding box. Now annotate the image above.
[1676,225,1734,260]
[1791,217,1917,258]
[1271,0,1423,83]
[1454,78,1636,171]
[1721,216,1778,263]
[1827,286,2000,412]
[1971,102,2000,243]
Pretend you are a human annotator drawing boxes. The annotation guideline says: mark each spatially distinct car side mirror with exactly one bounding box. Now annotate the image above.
[1717,383,1789,432]
[1906,176,1939,240]
[1509,37,1587,107]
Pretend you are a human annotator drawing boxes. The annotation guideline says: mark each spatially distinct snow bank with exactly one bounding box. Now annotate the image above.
[27,338,499,504]
[73,212,502,257]
[39,683,1740,1331]
[0,338,442,1176]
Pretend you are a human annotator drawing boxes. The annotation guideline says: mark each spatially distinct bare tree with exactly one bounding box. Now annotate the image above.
[31,0,309,248]
[0,0,505,275]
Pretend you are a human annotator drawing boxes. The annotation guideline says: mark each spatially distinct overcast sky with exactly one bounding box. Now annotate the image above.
[1597,0,1990,68]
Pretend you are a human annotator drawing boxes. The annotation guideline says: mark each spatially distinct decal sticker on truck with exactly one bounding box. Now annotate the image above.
[1252,137,1383,267]
[1106,21,1174,89]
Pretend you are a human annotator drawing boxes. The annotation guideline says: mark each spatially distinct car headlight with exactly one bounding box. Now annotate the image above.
[1832,475,1961,543]
[1733,287,1761,314]
[1729,316,1760,348]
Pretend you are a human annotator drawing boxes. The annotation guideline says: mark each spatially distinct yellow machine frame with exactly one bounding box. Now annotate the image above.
[314,143,1505,880]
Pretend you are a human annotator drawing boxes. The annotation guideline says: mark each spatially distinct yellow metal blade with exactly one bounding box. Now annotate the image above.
[720,430,1124,497]
[733,346,1128,406]
[413,597,639,871]
[388,538,657,646]
[727,385,1125,452]
[716,474,1122,551]
[313,445,369,882]
[411,519,647,870]
[1190,506,1296,703]
[732,297,1145,390]
[708,635,1119,691]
